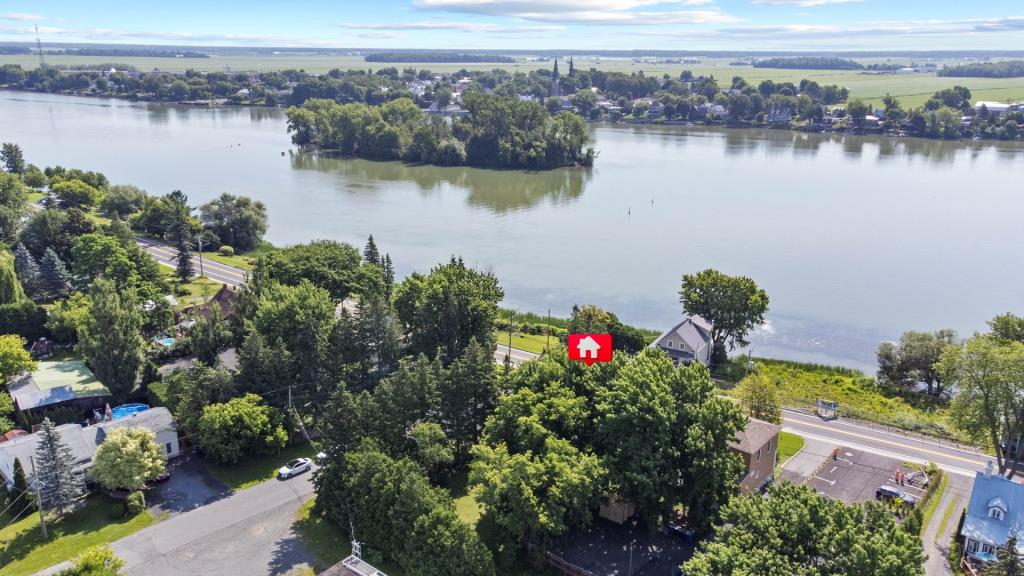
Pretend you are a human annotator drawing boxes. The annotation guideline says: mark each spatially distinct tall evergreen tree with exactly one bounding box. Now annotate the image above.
[1,143,25,175]
[983,534,1024,576]
[175,237,194,281]
[363,235,381,266]
[33,417,84,516]
[190,306,230,366]
[40,247,71,298]
[442,338,498,463]
[12,457,31,511]
[383,254,395,298]
[78,278,145,399]
[13,243,42,298]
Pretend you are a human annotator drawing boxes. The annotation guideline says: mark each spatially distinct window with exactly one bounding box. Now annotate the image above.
[668,340,673,348]
[990,508,1005,520]
[165,443,172,455]
[756,449,761,462]
[967,539,979,553]
[983,544,995,555]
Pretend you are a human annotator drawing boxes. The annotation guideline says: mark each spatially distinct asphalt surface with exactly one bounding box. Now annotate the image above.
[494,344,539,367]
[110,467,317,576]
[781,409,991,478]
[135,236,248,287]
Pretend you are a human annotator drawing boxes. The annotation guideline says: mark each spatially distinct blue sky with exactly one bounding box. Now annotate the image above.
[3,0,1023,50]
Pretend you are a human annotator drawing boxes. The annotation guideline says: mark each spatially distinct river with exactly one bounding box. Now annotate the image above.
[5,90,1024,371]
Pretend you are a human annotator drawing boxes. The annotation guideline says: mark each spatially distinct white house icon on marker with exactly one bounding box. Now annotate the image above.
[576,336,601,360]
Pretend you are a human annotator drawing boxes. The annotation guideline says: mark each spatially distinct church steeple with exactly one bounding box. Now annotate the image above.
[553,58,559,79]
[551,57,560,97]
[569,57,575,77]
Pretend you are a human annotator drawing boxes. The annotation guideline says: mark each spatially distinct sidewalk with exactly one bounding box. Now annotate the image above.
[779,437,833,484]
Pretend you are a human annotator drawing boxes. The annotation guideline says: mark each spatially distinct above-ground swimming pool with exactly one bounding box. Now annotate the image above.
[111,404,149,420]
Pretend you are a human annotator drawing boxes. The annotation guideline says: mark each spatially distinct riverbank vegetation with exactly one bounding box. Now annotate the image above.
[286,93,594,169]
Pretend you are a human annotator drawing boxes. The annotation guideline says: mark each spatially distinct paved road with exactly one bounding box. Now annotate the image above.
[110,469,317,576]
[494,344,539,367]
[135,236,248,287]
[782,409,990,478]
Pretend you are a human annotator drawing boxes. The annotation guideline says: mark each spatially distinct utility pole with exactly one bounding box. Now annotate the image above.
[29,456,47,540]
[35,25,45,69]
[545,308,551,352]
[197,238,205,279]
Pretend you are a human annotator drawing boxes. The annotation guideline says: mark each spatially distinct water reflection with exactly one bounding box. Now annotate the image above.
[290,152,589,213]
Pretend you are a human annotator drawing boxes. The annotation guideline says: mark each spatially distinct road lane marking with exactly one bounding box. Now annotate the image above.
[786,428,976,478]
[784,418,988,467]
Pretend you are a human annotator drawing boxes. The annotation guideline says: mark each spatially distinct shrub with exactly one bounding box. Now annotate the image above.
[108,501,126,518]
[126,490,145,515]
[218,245,235,256]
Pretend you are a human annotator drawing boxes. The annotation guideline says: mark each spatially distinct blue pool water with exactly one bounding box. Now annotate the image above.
[111,404,149,420]
[157,337,177,347]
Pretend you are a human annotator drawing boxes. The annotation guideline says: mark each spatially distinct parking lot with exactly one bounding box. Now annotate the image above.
[805,447,926,505]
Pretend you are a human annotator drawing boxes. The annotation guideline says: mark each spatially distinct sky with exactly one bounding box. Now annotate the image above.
[2,0,1023,51]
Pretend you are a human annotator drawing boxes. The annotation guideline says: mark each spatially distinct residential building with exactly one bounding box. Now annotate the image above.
[975,101,1012,116]
[0,407,180,489]
[320,555,387,576]
[730,418,780,494]
[8,360,111,419]
[649,316,713,365]
[185,283,237,322]
[961,464,1024,564]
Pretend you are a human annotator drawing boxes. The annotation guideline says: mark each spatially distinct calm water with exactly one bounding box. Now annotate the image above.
[6,91,1024,371]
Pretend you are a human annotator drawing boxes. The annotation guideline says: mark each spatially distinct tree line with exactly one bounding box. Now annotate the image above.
[938,60,1024,78]
[286,92,594,170]
[365,53,515,63]
[753,56,864,70]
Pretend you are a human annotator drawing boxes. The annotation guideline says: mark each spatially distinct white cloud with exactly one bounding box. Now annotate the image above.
[341,21,562,33]
[642,16,1024,40]
[352,31,406,39]
[0,25,63,34]
[751,0,862,7]
[2,12,46,21]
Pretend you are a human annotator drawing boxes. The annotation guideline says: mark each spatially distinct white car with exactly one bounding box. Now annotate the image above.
[278,458,312,479]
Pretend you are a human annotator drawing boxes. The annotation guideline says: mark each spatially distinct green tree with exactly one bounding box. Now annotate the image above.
[251,280,335,393]
[0,172,28,243]
[258,240,371,301]
[78,278,145,399]
[39,248,72,299]
[100,184,147,217]
[45,292,91,344]
[33,417,85,515]
[13,243,42,299]
[165,363,236,431]
[406,507,495,576]
[189,307,230,366]
[370,354,442,452]
[941,335,1024,478]
[199,193,268,252]
[0,333,36,384]
[682,482,924,576]
[408,421,454,481]
[1,143,26,174]
[680,269,769,364]
[395,257,504,363]
[56,545,125,576]
[195,394,287,465]
[52,179,101,209]
[441,338,498,462]
[91,427,166,491]
[12,457,31,510]
[983,534,1024,576]
[23,165,47,189]
[735,371,782,424]
[71,234,136,286]
[990,313,1024,344]
[847,99,870,123]
[236,331,292,400]
[0,251,26,305]
[877,329,957,395]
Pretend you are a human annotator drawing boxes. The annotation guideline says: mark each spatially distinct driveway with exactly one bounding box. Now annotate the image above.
[779,436,833,484]
[807,447,920,505]
[111,466,317,575]
[147,449,230,517]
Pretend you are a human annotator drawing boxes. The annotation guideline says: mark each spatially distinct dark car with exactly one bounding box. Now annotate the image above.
[876,485,917,506]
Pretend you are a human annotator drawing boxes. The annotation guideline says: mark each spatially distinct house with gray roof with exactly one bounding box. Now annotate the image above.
[0,407,179,489]
[961,464,1024,565]
[729,418,780,494]
[320,555,387,576]
[649,316,713,365]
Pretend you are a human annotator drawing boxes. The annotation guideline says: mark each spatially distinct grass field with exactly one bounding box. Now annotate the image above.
[777,431,805,467]
[445,472,483,527]
[494,331,552,355]
[0,496,160,576]
[206,442,318,492]
[164,269,221,307]
[5,53,1023,110]
[920,471,950,532]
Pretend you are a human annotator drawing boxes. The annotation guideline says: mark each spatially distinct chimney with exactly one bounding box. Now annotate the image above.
[985,461,994,480]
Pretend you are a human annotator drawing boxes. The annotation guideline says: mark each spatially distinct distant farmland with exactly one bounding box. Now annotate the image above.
[5,54,1024,109]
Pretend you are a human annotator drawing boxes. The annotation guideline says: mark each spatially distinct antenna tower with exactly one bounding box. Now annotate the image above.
[35,25,45,68]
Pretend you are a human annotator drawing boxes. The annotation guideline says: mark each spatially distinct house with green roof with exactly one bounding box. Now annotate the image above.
[8,360,111,418]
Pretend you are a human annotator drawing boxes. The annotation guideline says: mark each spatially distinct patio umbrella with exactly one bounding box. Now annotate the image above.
[105,403,113,421]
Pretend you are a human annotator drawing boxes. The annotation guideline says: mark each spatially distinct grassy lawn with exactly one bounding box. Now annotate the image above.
[777,432,805,467]
[163,269,222,307]
[147,381,169,407]
[921,472,950,531]
[206,442,318,492]
[26,190,46,205]
[197,250,254,271]
[445,472,482,527]
[494,331,553,355]
[0,496,160,576]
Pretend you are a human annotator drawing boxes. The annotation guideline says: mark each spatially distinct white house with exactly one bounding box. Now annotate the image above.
[961,463,1024,566]
[576,336,601,360]
[975,101,1012,116]
[0,407,180,489]
[650,316,713,365]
